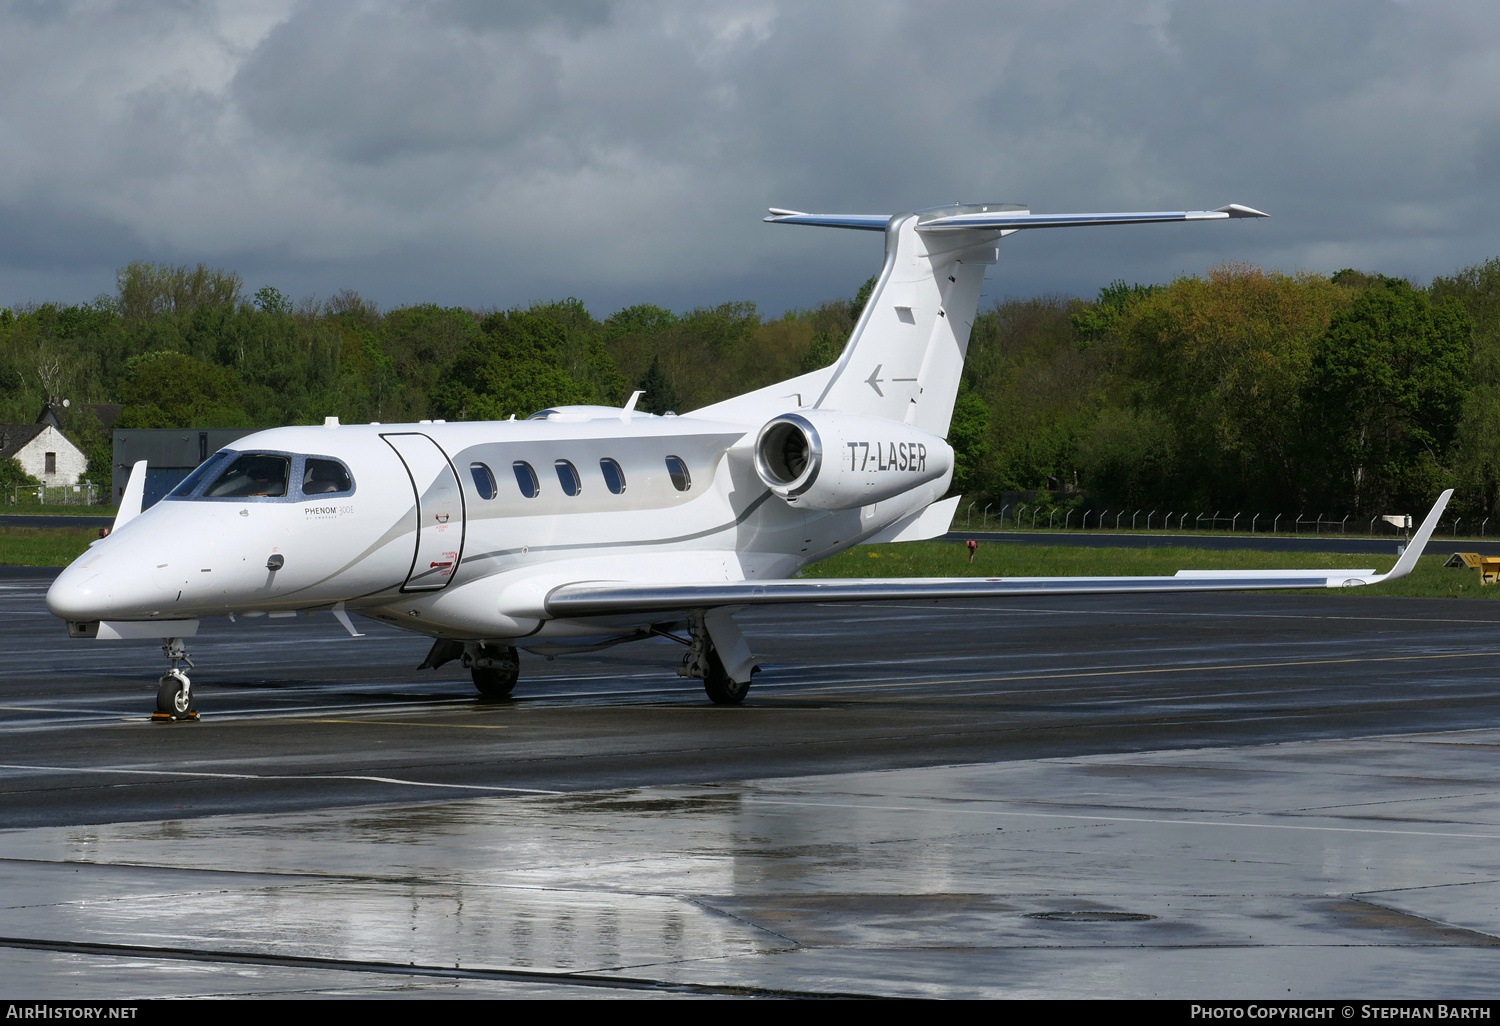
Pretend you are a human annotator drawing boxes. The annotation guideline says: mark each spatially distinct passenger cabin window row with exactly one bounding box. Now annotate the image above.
[469,456,691,501]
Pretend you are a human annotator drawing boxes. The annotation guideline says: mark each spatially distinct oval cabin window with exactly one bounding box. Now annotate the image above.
[555,459,582,497]
[512,461,540,498]
[665,455,691,492]
[600,457,626,495]
[470,462,497,500]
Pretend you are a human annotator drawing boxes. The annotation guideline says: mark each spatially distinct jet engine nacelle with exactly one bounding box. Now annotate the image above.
[753,411,954,511]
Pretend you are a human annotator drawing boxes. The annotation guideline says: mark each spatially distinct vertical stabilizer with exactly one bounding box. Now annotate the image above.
[712,200,1268,435]
[812,215,1000,437]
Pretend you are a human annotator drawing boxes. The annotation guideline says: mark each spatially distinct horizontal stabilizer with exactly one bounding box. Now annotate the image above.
[765,204,1268,233]
[762,211,891,231]
[917,205,1268,231]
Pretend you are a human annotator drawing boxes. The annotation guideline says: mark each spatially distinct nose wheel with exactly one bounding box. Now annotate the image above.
[152,637,199,722]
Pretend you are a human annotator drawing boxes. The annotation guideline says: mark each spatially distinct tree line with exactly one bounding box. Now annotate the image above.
[2,255,1497,520]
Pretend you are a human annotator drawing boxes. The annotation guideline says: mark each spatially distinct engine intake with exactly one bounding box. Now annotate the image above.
[753,411,952,511]
[755,414,823,498]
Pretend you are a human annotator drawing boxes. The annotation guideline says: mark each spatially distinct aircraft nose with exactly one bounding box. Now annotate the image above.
[46,549,173,622]
[46,562,107,621]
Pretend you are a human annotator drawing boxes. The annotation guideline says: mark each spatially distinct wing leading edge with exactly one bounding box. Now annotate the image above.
[546,491,1450,618]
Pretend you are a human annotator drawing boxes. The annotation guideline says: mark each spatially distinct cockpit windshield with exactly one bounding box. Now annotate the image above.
[205,454,291,498]
[165,450,354,501]
[166,450,234,499]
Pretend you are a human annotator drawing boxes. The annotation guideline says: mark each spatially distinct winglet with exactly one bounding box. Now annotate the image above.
[113,460,147,531]
[1376,489,1453,583]
[1214,203,1269,218]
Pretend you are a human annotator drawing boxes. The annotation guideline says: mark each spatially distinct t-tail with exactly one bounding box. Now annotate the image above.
[744,201,1268,435]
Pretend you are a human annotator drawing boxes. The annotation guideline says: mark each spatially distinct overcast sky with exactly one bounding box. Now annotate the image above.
[2,0,1497,317]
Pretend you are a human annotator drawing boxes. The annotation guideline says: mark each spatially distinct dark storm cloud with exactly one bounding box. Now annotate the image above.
[2,0,1498,314]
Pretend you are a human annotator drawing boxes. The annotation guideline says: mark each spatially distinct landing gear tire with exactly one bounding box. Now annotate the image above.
[153,669,198,722]
[470,644,520,699]
[702,648,751,706]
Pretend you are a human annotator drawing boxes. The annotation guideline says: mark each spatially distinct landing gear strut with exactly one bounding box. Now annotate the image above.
[678,610,752,705]
[152,637,198,722]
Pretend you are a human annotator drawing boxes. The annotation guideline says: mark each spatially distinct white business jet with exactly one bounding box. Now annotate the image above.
[46,202,1451,720]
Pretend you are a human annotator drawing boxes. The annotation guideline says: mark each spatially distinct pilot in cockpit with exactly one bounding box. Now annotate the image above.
[246,465,276,496]
[302,458,352,496]
[303,465,340,494]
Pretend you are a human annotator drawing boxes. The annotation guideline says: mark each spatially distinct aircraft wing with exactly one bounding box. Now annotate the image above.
[546,491,1449,618]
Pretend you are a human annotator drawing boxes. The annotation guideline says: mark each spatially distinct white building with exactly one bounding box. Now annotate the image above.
[0,423,89,487]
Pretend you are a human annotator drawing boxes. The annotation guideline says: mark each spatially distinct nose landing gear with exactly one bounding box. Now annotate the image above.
[152,637,199,722]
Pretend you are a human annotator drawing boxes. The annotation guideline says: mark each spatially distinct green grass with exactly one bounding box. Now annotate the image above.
[0,526,98,566]
[0,503,116,517]
[803,540,1495,600]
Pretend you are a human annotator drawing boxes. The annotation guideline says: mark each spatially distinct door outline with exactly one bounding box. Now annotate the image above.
[381,432,467,593]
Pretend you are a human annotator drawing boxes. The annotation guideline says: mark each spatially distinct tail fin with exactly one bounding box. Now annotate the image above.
[768,202,1268,436]
[810,211,1001,436]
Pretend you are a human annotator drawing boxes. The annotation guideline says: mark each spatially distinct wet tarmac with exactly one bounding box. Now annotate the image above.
[3,573,1500,997]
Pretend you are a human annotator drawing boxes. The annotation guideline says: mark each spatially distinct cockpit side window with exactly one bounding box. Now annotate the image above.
[301,457,354,497]
[205,453,291,498]
[166,450,234,500]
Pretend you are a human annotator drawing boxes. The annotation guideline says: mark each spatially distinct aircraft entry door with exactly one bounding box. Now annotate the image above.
[382,433,466,592]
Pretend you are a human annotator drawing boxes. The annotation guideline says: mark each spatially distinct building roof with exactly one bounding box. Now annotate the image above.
[0,424,49,461]
[36,401,121,433]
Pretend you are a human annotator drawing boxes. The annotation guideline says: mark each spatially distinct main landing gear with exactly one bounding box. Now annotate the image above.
[678,610,752,706]
[468,643,520,699]
[152,637,198,723]
[419,639,520,699]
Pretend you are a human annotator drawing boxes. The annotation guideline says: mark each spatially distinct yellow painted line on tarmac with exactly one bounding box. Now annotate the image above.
[804,649,1500,695]
[302,717,510,729]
